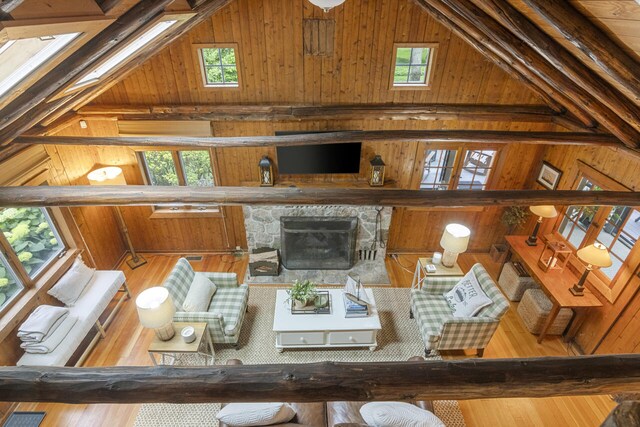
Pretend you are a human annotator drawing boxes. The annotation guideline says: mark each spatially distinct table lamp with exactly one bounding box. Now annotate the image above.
[570,243,612,296]
[87,166,147,269]
[440,223,471,268]
[136,287,176,340]
[526,205,558,246]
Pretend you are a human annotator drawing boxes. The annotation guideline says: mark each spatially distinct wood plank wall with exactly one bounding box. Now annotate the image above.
[93,0,544,106]
[539,145,640,354]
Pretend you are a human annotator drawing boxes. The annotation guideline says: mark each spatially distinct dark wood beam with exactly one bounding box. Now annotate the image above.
[0,0,23,20]
[414,0,640,149]
[412,0,595,128]
[2,355,640,404]
[96,0,126,14]
[76,103,565,123]
[520,0,640,105]
[469,0,640,145]
[0,186,637,208]
[0,0,173,143]
[0,0,235,146]
[14,131,622,148]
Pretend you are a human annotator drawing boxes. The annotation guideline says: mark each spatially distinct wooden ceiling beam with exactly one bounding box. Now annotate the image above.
[0,186,637,208]
[13,131,622,148]
[412,0,595,128]
[76,103,565,123]
[0,0,174,144]
[2,355,640,403]
[519,0,640,105]
[414,0,640,149]
[468,0,640,145]
[0,0,24,20]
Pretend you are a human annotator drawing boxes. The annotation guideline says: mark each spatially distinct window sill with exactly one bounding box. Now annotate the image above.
[0,249,79,342]
[149,208,222,219]
[390,84,431,91]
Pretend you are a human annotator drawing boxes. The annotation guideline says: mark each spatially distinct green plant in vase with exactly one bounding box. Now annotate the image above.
[286,279,318,309]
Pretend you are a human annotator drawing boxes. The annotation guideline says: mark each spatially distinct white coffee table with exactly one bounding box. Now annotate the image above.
[273,288,381,352]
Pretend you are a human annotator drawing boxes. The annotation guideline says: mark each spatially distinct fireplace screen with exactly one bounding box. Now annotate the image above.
[281,216,358,270]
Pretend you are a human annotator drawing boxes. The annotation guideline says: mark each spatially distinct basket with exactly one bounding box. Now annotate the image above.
[517,289,573,335]
[498,262,539,301]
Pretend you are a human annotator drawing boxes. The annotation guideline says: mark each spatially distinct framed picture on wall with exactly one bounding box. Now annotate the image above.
[536,161,563,190]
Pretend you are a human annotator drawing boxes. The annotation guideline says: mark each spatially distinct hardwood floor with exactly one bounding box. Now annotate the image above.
[15,253,614,426]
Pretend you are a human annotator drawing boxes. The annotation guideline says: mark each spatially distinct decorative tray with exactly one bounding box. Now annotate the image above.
[291,291,331,315]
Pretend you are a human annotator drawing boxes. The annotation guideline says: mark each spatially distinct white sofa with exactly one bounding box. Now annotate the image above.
[18,270,128,367]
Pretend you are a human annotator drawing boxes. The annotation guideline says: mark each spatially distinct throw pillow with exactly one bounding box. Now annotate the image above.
[216,403,296,426]
[182,273,217,312]
[47,257,95,306]
[443,269,492,317]
[360,402,445,427]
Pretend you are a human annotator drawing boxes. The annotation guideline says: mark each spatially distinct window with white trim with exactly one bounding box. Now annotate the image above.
[419,147,498,190]
[391,44,436,89]
[196,45,239,87]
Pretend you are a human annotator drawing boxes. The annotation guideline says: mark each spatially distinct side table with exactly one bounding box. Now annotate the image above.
[148,322,215,366]
[411,256,464,290]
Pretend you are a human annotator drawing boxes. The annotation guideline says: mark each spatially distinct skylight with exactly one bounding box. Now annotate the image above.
[0,33,80,99]
[70,20,178,90]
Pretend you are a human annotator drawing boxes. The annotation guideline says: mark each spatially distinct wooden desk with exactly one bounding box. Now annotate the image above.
[504,236,603,343]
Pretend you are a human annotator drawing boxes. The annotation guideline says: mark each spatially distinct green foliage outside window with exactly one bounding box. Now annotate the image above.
[0,254,21,309]
[200,47,238,86]
[143,150,214,187]
[143,151,179,186]
[181,151,214,186]
[393,47,430,85]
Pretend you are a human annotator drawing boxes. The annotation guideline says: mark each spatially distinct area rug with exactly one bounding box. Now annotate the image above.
[134,288,466,427]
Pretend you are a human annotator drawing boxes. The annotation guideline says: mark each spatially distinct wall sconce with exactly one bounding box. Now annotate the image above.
[570,243,612,296]
[526,205,558,246]
[259,156,274,187]
[369,155,385,187]
[308,0,346,12]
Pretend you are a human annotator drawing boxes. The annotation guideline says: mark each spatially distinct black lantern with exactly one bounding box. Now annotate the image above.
[258,156,274,186]
[369,155,385,187]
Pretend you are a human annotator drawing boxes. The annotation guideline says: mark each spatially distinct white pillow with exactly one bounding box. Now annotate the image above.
[216,403,295,426]
[360,402,445,427]
[47,257,95,306]
[443,269,492,317]
[181,273,217,312]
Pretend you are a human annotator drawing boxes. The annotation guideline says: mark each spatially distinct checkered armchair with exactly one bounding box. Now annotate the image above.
[410,263,508,357]
[163,258,249,346]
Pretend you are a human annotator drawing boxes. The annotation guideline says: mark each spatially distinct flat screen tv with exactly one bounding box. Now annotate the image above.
[276,134,361,174]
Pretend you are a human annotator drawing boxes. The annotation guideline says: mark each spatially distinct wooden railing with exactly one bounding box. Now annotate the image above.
[2,355,640,404]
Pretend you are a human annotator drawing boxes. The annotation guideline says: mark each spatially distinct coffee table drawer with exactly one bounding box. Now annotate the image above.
[329,330,375,345]
[279,331,325,346]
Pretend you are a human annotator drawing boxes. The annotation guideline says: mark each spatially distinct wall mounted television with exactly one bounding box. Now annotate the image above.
[275,132,361,175]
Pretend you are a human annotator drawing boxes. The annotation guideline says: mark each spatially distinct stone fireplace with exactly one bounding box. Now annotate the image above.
[242,205,392,284]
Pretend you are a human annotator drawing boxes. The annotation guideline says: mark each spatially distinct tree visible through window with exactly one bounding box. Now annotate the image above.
[198,47,239,87]
[0,207,66,311]
[140,150,215,188]
[392,45,435,87]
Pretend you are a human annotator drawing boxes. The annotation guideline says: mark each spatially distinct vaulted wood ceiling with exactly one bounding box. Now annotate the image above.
[0,0,638,152]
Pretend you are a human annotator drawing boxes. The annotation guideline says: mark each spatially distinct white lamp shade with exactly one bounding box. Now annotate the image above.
[308,0,346,11]
[440,223,471,253]
[136,287,175,328]
[87,166,126,186]
[577,243,613,268]
[529,205,558,218]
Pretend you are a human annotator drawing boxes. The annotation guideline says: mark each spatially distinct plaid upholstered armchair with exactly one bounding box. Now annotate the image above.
[163,258,249,346]
[410,263,508,357]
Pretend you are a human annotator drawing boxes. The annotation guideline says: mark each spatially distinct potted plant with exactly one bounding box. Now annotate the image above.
[286,279,318,309]
[490,206,530,263]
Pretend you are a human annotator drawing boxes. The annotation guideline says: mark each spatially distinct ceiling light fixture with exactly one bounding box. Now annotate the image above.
[307,0,346,12]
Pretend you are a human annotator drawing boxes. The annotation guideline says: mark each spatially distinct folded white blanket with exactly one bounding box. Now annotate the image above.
[21,315,77,354]
[18,305,69,343]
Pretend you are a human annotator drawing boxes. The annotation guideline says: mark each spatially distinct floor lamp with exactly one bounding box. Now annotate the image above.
[87,166,147,269]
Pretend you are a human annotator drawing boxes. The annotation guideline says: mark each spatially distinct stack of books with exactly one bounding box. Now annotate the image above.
[343,293,369,318]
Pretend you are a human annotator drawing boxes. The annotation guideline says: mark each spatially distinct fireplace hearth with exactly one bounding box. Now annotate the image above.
[281,216,358,270]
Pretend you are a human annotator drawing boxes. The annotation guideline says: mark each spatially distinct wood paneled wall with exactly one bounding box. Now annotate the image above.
[93,0,544,106]
[538,145,640,354]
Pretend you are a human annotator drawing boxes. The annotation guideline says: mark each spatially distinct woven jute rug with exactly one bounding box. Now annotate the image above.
[134,287,466,427]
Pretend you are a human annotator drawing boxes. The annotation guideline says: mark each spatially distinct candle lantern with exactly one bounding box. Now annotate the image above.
[258,156,274,187]
[369,155,385,187]
[537,240,572,273]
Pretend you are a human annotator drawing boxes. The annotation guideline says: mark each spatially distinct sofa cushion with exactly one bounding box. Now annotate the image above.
[411,289,453,343]
[443,270,492,317]
[48,257,95,306]
[216,403,295,426]
[360,402,445,427]
[182,273,217,312]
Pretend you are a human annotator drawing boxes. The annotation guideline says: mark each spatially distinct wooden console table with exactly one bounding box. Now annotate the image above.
[504,236,603,343]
